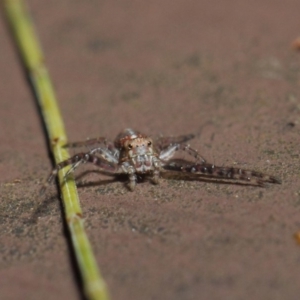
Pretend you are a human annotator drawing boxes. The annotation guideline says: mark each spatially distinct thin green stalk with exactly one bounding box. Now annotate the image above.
[4,1,110,299]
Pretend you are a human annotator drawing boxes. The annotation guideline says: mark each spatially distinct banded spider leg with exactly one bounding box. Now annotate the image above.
[41,150,120,194]
[163,159,281,186]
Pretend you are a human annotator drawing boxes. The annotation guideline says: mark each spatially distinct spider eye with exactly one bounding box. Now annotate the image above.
[147,141,152,146]
[128,144,133,149]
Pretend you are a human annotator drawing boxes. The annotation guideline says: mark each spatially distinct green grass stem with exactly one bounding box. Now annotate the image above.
[4,1,110,299]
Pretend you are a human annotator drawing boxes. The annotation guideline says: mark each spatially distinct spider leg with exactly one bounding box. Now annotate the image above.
[159,143,206,164]
[163,160,281,186]
[151,157,163,185]
[91,147,119,165]
[40,152,121,194]
[65,160,82,177]
[120,162,137,191]
[65,138,120,164]
[154,134,195,151]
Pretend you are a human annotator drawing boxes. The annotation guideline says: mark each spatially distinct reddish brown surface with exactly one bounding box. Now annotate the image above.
[1,1,300,299]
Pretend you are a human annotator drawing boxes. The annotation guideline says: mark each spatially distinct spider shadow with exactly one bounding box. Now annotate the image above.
[29,194,59,225]
[74,170,153,190]
[74,169,266,190]
[66,170,126,189]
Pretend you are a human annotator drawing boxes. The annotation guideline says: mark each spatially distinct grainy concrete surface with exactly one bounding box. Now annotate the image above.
[0,1,300,299]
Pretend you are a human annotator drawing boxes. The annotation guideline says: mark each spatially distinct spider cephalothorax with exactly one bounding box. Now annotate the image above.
[118,130,156,174]
[44,128,281,191]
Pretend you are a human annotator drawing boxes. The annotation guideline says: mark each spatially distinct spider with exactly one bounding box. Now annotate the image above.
[43,128,281,192]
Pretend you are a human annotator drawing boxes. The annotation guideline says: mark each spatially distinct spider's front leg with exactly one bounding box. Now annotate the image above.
[151,157,163,185]
[164,160,281,186]
[159,143,207,164]
[41,152,120,194]
[119,162,138,191]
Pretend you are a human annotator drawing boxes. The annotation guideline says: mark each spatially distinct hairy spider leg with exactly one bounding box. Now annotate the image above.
[40,152,120,194]
[66,138,120,162]
[154,133,195,151]
[159,143,206,164]
[120,162,137,191]
[164,160,281,186]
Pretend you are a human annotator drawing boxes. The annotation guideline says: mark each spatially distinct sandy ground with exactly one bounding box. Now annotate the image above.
[1,1,300,299]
